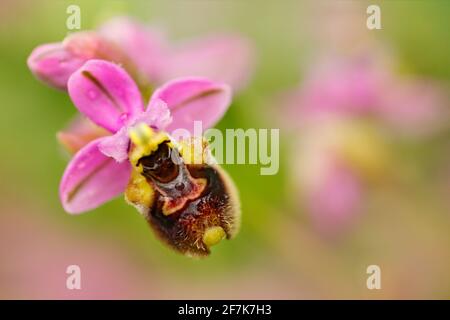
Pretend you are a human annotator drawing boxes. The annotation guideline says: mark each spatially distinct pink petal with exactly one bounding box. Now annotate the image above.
[151,77,231,134]
[57,115,109,155]
[68,59,144,133]
[298,60,383,121]
[59,138,132,214]
[162,34,254,91]
[98,127,130,163]
[98,17,168,83]
[27,43,87,90]
[139,99,172,130]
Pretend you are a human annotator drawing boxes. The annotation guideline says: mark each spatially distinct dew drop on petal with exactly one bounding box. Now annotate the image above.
[119,113,129,123]
[87,89,98,100]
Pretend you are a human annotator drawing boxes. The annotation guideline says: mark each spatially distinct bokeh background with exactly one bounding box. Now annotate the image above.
[0,0,449,299]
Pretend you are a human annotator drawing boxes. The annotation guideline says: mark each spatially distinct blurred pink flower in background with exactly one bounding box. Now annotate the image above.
[0,200,306,299]
[0,203,156,299]
[282,55,449,237]
[160,34,254,92]
[285,57,448,136]
[59,59,231,214]
[307,155,364,236]
[27,16,254,92]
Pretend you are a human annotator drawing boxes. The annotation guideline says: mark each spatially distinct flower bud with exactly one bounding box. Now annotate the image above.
[27,42,86,90]
[28,32,132,90]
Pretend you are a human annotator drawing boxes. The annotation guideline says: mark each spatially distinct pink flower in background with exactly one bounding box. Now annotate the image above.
[27,16,254,92]
[60,59,231,214]
[309,161,362,235]
[160,33,254,92]
[97,17,169,86]
[283,56,448,236]
[285,57,447,136]
[297,151,364,237]
[0,208,155,299]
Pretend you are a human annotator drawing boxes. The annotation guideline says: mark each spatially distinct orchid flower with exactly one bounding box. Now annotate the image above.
[60,59,231,214]
[27,16,253,92]
[283,57,448,236]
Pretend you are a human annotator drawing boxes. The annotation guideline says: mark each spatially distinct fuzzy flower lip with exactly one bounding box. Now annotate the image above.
[60,59,232,214]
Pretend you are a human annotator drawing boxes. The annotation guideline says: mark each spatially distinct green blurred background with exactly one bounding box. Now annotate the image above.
[0,0,449,299]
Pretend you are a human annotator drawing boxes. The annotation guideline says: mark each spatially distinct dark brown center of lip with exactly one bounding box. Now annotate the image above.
[138,141,179,183]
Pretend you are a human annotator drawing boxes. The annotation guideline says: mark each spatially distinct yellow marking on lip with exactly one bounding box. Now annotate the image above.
[202,226,226,247]
[124,168,154,210]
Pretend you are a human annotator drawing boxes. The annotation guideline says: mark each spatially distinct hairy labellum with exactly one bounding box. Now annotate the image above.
[125,126,240,257]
